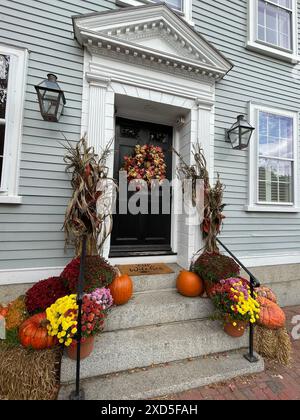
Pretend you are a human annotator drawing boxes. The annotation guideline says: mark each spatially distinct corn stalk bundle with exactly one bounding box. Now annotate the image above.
[173,142,225,254]
[63,137,117,255]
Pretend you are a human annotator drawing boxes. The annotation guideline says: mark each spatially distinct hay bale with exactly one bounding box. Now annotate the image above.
[0,343,62,400]
[254,326,292,366]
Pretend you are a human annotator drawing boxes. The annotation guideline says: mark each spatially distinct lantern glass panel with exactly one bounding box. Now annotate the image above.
[35,74,66,122]
[228,128,240,149]
[42,91,60,119]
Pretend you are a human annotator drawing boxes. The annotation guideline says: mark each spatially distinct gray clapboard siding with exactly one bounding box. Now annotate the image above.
[0,0,116,270]
[194,0,300,257]
[0,0,300,273]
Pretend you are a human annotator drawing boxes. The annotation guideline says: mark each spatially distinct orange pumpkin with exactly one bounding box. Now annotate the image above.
[257,297,286,330]
[0,305,9,318]
[109,274,133,306]
[256,286,277,303]
[176,271,204,298]
[19,313,58,350]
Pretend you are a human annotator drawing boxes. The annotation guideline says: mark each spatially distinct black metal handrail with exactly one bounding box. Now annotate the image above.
[69,235,87,400]
[217,238,260,364]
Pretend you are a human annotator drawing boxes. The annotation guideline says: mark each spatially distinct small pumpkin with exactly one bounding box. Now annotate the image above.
[109,274,133,306]
[0,305,9,318]
[176,271,204,298]
[19,313,58,350]
[256,286,277,303]
[257,297,286,330]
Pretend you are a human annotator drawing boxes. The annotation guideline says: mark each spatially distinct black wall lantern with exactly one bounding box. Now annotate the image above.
[35,74,66,122]
[226,115,255,150]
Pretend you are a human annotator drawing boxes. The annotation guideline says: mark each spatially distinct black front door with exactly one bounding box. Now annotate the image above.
[110,118,173,257]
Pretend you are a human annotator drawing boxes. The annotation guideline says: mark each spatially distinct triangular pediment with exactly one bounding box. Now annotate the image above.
[73,4,232,79]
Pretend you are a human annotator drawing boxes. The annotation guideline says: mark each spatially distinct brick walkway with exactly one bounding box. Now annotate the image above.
[172,306,300,400]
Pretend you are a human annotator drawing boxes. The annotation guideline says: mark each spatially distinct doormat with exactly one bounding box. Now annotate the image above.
[117,263,174,277]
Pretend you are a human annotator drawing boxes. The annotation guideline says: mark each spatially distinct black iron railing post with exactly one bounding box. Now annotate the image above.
[244,277,259,363]
[216,238,260,364]
[69,235,87,401]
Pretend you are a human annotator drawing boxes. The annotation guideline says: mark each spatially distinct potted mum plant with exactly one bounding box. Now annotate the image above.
[46,288,113,360]
[193,252,240,297]
[210,278,261,338]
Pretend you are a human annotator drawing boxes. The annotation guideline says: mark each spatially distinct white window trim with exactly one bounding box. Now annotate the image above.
[116,0,194,26]
[247,0,299,63]
[0,44,28,205]
[246,102,300,213]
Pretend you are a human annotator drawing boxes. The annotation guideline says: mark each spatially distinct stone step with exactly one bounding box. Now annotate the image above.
[105,290,214,332]
[58,350,264,400]
[60,319,250,383]
[130,264,181,293]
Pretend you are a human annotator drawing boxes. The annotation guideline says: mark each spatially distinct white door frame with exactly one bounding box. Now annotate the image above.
[82,52,216,268]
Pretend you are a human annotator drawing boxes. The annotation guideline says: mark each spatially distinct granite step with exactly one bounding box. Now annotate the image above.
[60,318,250,383]
[129,264,181,293]
[105,290,214,332]
[59,349,264,400]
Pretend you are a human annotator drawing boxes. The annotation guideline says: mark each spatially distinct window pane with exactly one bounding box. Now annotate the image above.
[279,182,292,202]
[0,124,5,156]
[266,28,278,45]
[152,0,183,11]
[278,160,292,182]
[258,157,293,203]
[269,0,292,9]
[279,0,292,9]
[0,156,2,185]
[259,112,293,159]
[257,1,292,49]
[0,55,10,90]
[279,116,293,158]
[0,124,5,184]
[258,25,266,42]
[0,54,9,120]
[266,5,277,30]
[279,9,291,35]
[258,0,266,26]
[0,89,7,119]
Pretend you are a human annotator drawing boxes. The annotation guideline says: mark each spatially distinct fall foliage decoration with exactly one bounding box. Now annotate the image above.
[257,297,286,330]
[193,252,240,288]
[19,313,58,350]
[122,144,167,187]
[25,277,69,315]
[63,136,117,255]
[4,296,28,331]
[109,274,133,306]
[173,142,226,254]
[0,304,9,318]
[255,286,277,304]
[210,278,260,327]
[176,271,204,297]
[61,255,116,293]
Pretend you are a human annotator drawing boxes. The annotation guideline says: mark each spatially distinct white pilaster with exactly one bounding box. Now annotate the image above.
[196,99,215,181]
[86,73,111,154]
[86,73,114,259]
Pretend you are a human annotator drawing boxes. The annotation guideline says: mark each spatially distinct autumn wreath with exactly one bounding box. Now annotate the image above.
[122,144,167,186]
